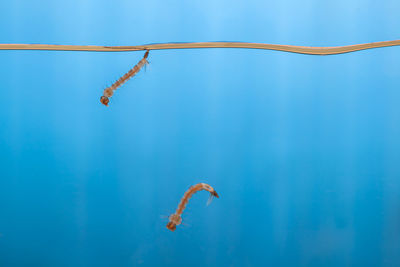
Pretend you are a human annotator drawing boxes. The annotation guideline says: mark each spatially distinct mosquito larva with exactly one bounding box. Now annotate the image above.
[100,50,149,106]
[166,183,219,231]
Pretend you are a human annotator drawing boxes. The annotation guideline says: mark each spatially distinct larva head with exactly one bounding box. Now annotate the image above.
[166,214,182,231]
[100,96,109,106]
[166,221,177,231]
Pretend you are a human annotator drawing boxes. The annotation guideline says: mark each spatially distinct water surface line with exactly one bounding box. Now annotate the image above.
[1,40,400,55]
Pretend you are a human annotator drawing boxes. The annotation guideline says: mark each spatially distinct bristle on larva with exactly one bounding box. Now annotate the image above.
[100,50,149,106]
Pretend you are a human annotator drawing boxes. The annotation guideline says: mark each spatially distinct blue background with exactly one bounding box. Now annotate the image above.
[1,0,400,266]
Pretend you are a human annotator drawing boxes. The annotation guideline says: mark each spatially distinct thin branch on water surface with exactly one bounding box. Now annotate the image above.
[1,40,400,55]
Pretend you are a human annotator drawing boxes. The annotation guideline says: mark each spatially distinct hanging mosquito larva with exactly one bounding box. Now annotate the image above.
[166,183,219,231]
[100,50,149,106]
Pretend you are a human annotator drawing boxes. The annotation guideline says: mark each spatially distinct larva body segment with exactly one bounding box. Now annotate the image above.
[166,183,219,231]
[100,50,149,106]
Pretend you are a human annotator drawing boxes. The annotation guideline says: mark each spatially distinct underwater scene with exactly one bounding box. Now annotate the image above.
[1,0,400,266]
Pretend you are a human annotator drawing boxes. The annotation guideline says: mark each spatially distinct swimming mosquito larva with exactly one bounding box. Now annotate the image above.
[100,50,149,106]
[166,183,219,231]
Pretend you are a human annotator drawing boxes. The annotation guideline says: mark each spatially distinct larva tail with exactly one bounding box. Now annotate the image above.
[212,190,219,198]
[206,190,219,206]
[144,50,149,59]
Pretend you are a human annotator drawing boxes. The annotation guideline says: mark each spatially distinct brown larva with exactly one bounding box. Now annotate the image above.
[166,183,219,231]
[100,50,149,106]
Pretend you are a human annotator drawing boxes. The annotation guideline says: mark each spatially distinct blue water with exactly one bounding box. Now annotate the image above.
[1,1,400,266]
